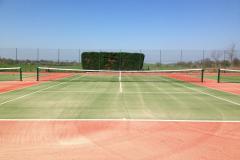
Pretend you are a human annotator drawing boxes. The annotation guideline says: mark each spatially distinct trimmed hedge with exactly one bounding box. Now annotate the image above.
[81,52,144,70]
[82,52,145,70]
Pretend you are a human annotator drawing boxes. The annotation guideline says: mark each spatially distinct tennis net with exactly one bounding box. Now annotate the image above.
[217,68,240,83]
[36,67,204,83]
[0,67,23,81]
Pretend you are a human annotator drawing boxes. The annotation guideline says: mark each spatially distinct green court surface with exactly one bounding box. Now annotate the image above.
[0,73,35,81]
[203,75,217,80]
[0,75,240,120]
[218,76,240,83]
[0,74,20,81]
[203,69,240,83]
[204,75,240,83]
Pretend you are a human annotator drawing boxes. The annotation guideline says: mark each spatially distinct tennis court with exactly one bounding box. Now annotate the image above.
[1,67,239,119]
[0,67,240,159]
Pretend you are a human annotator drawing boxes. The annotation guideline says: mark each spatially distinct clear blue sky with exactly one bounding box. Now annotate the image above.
[0,0,239,49]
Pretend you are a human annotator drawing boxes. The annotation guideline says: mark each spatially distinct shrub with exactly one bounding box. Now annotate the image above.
[81,52,145,70]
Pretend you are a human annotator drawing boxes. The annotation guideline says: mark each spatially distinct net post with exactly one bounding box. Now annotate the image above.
[217,68,221,83]
[201,68,204,82]
[36,67,39,81]
[19,67,23,81]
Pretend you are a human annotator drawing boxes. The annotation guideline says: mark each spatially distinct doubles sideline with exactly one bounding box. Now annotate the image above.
[159,76,240,106]
[0,75,240,107]
[0,75,85,106]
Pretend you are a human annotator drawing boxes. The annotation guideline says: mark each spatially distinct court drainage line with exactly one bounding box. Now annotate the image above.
[0,76,84,107]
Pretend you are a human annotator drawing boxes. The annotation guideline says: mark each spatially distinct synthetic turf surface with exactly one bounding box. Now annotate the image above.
[206,75,240,83]
[0,75,240,120]
[0,73,35,81]
[1,74,240,159]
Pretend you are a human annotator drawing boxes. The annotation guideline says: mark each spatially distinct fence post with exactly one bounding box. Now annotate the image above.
[37,48,39,62]
[159,49,162,67]
[223,50,226,68]
[98,50,101,70]
[15,48,18,62]
[202,49,205,68]
[180,49,183,62]
[139,49,142,70]
[78,49,81,65]
[119,50,122,71]
[58,48,60,64]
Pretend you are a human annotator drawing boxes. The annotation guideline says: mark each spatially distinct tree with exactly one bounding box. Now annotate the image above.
[211,50,222,68]
[227,43,236,66]
[232,57,240,66]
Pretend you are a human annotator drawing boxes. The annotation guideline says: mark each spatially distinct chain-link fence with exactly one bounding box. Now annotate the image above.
[0,48,240,70]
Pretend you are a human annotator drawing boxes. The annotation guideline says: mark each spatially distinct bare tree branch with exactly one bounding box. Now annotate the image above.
[227,43,236,66]
[211,50,222,67]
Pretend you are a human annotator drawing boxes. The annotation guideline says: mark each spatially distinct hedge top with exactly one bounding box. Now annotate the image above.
[81,52,145,70]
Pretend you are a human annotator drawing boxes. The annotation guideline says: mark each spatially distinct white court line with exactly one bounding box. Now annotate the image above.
[178,83,240,106]
[0,83,39,95]
[0,82,66,106]
[119,71,122,93]
[0,118,239,123]
[161,76,240,106]
[41,90,200,94]
[0,76,83,106]
[42,90,98,93]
